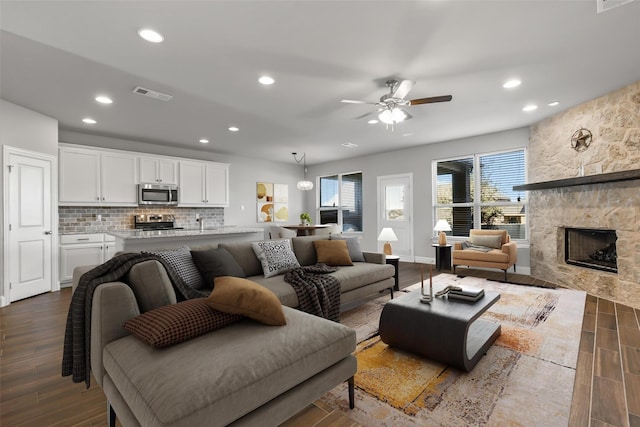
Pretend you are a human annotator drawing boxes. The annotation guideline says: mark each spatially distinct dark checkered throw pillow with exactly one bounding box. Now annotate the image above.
[145,246,204,290]
[124,299,242,348]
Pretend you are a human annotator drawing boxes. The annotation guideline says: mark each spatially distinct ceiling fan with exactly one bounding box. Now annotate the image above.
[341,79,452,125]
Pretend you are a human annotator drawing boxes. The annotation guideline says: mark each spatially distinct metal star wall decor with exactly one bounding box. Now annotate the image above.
[571,128,593,152]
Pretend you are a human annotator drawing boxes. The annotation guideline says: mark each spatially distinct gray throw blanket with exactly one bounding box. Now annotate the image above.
[62,252,209,388]
[284,264,340,322]
[462,241,494,252]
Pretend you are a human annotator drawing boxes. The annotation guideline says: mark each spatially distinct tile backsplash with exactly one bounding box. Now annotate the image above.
[58,206,224,234]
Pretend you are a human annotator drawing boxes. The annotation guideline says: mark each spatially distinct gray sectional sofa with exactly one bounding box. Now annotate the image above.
[74,235,395,426]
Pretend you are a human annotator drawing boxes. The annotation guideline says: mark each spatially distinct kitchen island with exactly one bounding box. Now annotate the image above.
[107,227,264,252]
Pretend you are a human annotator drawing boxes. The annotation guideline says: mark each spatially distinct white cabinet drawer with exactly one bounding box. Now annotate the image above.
[60,234,104,244]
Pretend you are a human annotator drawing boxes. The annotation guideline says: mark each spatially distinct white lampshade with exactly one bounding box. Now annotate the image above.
[434,220,452,232]
[377,227,398,255]
[377,227,398,242]
[296,180,314,191]
[378,107,407,125]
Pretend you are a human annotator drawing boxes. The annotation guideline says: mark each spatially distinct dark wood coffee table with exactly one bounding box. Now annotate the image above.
[378,285,500,372]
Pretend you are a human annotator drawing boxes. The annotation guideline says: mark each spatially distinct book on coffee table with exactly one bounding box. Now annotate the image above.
[448,286,485,302]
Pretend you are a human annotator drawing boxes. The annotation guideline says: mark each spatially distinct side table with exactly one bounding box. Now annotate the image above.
[432,244,452,271]
[385,255,400,291]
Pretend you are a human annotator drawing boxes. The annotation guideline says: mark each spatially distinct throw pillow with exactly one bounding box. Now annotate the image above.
[191,247,246,290]
[469,234,503,249]
[329,236,365,262]
[251,239,300,278]
[313,239,353,266]
[207,276,286,326]
[145,246,204,290]
[123,298,242,348]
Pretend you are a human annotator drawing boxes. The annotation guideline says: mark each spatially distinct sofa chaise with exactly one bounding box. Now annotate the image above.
[73,234,395,426]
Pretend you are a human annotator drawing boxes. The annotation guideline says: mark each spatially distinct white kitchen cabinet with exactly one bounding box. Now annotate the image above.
[139,157,178,184]
[101,152,138,204]
[104,234,117,260]
[59,234,115,285]
[179,160,229,207]
[59,146,101,204]
[59,146,138,206]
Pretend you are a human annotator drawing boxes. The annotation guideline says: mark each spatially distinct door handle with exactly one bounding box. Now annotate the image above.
[44,231,53,235]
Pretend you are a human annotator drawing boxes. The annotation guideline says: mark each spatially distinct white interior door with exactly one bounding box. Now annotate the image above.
[377,174,414,260]
[6,150,54,302]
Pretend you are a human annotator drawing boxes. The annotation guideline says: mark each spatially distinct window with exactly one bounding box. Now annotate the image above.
[318,172,362,232]
[433,149,527,239]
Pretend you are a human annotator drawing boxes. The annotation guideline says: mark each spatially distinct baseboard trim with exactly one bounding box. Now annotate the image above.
[454,265,531,276]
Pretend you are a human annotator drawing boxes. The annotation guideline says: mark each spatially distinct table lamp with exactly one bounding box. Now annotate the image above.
[377,227,398,255]
[434,220,452,245]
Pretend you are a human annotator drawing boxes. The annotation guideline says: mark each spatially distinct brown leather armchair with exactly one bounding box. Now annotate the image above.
[452,229,517,281]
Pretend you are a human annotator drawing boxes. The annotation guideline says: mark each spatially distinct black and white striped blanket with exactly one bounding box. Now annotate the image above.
[284,264,341,322]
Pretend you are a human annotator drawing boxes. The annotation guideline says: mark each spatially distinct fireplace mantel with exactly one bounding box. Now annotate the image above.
[513,169,640,191]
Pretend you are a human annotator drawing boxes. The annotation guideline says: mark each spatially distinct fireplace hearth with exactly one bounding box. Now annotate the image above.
[565,228,617,273]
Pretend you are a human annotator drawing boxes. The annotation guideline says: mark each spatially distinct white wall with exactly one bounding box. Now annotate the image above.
[59,131,306,229]
[0,99,58,301]
[306,127,531,266]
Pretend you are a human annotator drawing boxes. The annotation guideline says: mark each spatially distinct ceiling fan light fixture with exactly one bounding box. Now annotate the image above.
[379,107,407,125]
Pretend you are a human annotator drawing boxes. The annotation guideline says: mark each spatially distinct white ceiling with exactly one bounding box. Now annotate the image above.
[1,1,639,165]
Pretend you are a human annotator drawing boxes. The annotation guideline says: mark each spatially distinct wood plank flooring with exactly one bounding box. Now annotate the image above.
[0,262,637,426]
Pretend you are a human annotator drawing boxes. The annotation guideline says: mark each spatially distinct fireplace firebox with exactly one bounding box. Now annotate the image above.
[565,228,617,273]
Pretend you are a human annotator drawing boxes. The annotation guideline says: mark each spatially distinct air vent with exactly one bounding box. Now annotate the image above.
[597,0,635,13]
[132,86,173,101]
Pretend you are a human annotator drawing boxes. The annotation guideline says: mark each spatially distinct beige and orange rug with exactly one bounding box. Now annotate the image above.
[321,274,586,426]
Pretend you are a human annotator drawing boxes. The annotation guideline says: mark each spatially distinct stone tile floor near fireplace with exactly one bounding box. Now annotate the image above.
[0,262,638,426]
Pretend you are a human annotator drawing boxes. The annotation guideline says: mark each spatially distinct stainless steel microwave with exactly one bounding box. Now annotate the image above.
[138,184,179,205]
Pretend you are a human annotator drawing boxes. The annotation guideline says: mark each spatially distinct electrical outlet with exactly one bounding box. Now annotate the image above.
[195,213,201,220]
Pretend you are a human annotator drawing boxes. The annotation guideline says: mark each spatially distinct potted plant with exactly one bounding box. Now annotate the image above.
[300,212,311,225]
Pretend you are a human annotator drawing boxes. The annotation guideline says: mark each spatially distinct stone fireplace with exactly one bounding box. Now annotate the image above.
[527,81,640,307]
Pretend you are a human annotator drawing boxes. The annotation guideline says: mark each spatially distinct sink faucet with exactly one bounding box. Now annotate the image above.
[198,218,204,231]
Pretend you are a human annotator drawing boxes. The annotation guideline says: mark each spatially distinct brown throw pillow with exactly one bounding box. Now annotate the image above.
[123,299,242,348]
[206,276,286,326]
[313,239,353,266]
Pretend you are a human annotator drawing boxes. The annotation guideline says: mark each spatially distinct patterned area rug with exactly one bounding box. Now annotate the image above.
[321,274,586,426]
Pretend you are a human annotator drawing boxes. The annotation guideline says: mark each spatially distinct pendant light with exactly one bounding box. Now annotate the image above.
[292,152,313,190]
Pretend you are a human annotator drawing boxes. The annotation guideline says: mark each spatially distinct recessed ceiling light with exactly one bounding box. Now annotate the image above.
[137,28,164,43]
[199,139,209,144]
[522,104,538,112]
[548,101,560,107]
[342,142,358,148]
[258,76,275,85]
[82,118,96,124]
[402,133,414,137]
[95,95,113,104]
[503,79,522,89]
[367,119,379,124]
[228,126,239,132]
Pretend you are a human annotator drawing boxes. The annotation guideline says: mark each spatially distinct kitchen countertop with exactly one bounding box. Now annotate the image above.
[107,227,264,240]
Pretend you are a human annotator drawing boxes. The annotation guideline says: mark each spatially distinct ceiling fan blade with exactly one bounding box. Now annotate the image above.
[409,95,453,105]
[392,80,415,100]
[341,99,368,104]
[352,110,376,120]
